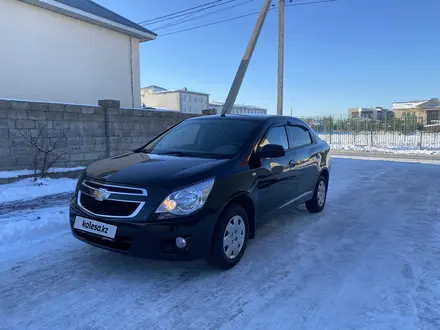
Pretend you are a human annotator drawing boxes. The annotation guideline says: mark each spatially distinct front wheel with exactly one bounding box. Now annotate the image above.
[305,175,328,213]
[208,204,249,270]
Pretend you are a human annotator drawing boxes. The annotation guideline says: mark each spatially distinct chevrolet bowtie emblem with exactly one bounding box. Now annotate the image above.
[92,188,111,201]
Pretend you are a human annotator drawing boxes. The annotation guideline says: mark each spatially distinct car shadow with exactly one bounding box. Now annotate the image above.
[65,203,327,287]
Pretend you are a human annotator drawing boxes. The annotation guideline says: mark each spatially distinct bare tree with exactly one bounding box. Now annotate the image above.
[18,124,75,180]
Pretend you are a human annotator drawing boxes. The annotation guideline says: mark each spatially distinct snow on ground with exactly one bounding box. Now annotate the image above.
[0,166,85,179]
[0,178,77,204]
[333,154,440,165]
[318,132,440,155]
[329,143,440,155]
[0,206,68,246]
[1,158,440,330]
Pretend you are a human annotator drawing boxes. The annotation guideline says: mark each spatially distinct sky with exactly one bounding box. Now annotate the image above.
[95,0,440,116]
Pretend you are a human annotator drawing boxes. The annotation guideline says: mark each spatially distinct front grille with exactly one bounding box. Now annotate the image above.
[77,179,147,218]
[84,181,144,195]
[79,193,140,217]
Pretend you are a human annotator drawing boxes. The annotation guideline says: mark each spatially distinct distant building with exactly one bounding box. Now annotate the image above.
[209,101,267,115]
[392,98,440,124]
[141,86,209,114]
[348,107,393,120]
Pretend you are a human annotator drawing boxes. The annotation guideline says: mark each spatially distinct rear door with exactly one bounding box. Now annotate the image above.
[286,124,319,200]
[255,124,294,217]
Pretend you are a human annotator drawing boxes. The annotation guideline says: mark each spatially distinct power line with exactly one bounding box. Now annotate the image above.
[160,12,258,36]
[154,0,256,31]
[139,0,239,26]
[138,0,221,25]
[159,0,337,37]
[285,0,336,7]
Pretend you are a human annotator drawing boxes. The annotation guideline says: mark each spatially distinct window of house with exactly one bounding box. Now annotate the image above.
[259,126,289,150]
[287,126,313,148]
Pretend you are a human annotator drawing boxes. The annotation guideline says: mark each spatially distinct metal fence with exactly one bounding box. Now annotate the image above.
[299,116,440,150]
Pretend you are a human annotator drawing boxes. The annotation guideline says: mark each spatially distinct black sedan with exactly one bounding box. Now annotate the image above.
[69,114,331,269]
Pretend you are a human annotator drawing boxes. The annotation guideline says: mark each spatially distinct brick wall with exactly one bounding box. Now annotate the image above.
[0,99,199,170]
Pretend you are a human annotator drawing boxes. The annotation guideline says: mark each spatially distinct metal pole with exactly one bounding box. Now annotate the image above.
[277,0,285,116]
[221,0,272,115]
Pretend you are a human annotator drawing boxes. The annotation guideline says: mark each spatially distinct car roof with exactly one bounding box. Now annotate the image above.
[188,114,305,124]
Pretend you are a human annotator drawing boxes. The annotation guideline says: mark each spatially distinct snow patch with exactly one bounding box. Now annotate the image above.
[0,206,69,246]
[0,178,77,204]
[0,166,85,179]
[329,144,440,155]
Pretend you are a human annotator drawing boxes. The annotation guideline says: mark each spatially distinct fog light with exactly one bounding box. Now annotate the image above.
[175,237,187,249]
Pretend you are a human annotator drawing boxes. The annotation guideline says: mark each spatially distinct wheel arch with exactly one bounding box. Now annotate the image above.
[320,167,329,186]
[217,192,257,240]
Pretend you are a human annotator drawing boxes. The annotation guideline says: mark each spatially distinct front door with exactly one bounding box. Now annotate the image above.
[254,124,295,217]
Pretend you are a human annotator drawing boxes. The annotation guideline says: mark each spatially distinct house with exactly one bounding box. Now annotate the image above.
[392,98,440,124]
[0,0,156,107]
[209,101,267,115]
[141,86,209,114]
[348,107,393,120]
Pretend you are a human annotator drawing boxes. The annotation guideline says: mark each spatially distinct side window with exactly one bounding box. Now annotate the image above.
[259,126,289,150]
[288,126,313,148]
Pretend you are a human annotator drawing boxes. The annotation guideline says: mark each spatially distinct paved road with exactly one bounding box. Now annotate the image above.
[1,158,440,330]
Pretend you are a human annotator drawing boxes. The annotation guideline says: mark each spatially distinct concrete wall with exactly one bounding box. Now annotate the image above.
[0,99,198,171]
[0,0,141,108]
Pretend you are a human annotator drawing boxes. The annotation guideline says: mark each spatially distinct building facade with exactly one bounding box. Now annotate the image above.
[0,0,155,108]
[392,98,440,124]
[209,101,267,115]
[348,107,393,120]
[141,86,209,114]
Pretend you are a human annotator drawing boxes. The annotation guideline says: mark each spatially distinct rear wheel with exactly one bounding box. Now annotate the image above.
[208,204,249,270]
[305,175,327,213]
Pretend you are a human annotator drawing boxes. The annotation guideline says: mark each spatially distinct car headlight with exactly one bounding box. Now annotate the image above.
[155,178,215,216]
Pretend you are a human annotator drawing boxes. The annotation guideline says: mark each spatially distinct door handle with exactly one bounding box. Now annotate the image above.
[289,159,296,167]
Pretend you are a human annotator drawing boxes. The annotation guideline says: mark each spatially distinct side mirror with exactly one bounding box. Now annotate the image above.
[255,144,285,158]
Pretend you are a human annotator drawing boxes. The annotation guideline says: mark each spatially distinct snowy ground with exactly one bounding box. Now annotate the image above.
[1,158,440,330]
[0,167,85,179]
[318,132,440,155]
[329,143,440,155]
[0,178,76,205]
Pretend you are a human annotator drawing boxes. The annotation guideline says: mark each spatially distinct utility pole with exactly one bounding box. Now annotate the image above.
[277,0,285,116]
[221,0,272,116]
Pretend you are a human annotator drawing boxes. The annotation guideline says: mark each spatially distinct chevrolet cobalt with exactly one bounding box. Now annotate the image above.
[70,115,331,269]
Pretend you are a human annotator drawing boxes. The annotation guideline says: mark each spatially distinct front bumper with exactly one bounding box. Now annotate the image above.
[69,203,219,261]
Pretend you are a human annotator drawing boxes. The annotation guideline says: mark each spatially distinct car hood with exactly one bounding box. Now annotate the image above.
[85,152,230,188]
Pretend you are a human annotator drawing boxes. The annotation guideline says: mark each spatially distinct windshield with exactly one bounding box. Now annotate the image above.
[142,118,261,158]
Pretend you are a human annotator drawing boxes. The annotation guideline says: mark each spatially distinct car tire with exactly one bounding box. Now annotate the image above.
[305,174,328,213]
[208,203,249,270]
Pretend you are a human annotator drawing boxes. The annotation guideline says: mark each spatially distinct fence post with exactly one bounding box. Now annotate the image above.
[420,129,423,150]
[329,117,332,144]
[98,99,121,158]
[370,120,373,146]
